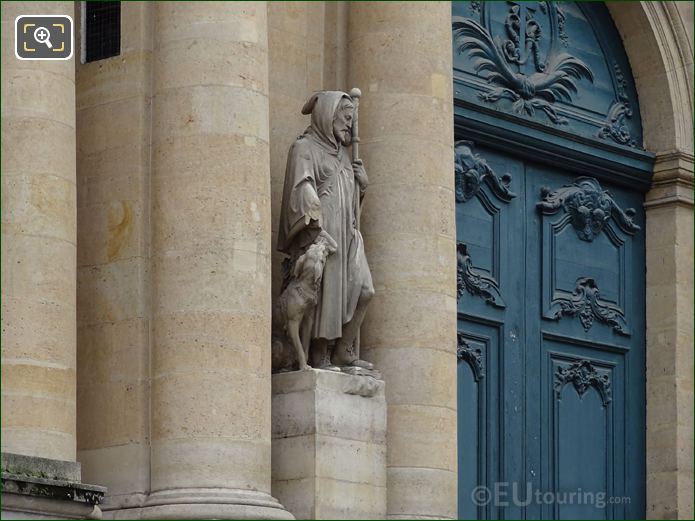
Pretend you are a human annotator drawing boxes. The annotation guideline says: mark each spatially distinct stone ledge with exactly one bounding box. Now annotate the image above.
[652,149,694,183]
[1,452,107,520]
[272,367,385,398]
[1,492,102,520]
[1,472,106,506]
[1,453,81,483]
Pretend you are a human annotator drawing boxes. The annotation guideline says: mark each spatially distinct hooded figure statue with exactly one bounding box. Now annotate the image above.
[277,91,374,371]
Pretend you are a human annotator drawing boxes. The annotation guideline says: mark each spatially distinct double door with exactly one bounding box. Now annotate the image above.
[456,140,645,519]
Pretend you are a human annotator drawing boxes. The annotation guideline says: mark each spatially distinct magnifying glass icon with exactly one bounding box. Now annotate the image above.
[33,26,53,49]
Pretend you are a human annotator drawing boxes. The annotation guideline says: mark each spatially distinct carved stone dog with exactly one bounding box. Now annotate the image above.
[272,231,337,372]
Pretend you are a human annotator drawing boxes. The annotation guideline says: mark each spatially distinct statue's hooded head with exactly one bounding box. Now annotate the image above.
[302,91,354,153]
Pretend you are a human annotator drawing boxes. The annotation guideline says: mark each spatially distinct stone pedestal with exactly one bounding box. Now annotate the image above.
[1,453,105,520]
[271,369,387,520]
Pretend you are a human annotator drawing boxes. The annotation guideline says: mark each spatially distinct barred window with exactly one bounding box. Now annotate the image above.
[84,1,120,62]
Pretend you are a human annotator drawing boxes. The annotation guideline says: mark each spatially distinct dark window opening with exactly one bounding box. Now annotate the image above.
[85,1,121,62]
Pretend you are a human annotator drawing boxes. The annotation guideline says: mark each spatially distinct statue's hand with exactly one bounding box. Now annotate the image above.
[303,188,322,226]
[352,159,368,190]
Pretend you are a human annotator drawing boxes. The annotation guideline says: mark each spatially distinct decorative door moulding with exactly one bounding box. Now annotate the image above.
[550,276,630,336]
[455,140,516,203]
[452,1,655,190]
[457,241,505,308]
[457,332,485,382]
[554,358,612,407]
[538,175,638,339]
[455,141,513,309]
[537,176,640,242]
[453,1,642,148]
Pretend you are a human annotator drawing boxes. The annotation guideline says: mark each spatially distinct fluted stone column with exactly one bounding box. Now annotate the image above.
[147,2,290,518]
[1,1,77,462]
[348,2,457,519]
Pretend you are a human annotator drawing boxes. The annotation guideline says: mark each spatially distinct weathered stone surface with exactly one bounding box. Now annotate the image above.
[643,156,694,520]
[1,494,101,520]
[272,369,386,519]
[1,452,106,520]
[1,0,77,463]
[347,2,458,518]
[75,2,152,509]
[2,453,80,482]
[143,2,290,519]
[2,2,691,520]
[274,89,375,372]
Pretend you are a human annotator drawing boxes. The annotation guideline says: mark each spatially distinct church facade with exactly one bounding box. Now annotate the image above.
[1,1,692,520]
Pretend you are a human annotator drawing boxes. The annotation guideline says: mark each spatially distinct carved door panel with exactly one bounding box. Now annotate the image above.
[524,163,645,520]
[456,144,645,519]
[455,141,525,519]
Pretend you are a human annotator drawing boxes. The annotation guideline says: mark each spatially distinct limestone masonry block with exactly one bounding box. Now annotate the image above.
[272,369,387,520]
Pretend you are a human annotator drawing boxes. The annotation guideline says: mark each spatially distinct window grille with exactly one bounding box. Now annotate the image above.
[84,1,120,63]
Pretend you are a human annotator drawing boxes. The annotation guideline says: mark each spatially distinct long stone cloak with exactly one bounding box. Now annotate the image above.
[277,91,370,341]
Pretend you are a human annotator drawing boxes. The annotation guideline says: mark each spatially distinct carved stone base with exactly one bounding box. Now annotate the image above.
[1,452,105,520]
[271,368,387,519]
[100,489,294,520]
[339,365,382,379]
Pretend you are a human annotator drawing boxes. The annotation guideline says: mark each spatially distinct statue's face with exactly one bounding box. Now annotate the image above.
[332,99,354,146]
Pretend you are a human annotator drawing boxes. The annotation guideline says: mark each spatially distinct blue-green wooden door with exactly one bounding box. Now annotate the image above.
[453,2,651,519]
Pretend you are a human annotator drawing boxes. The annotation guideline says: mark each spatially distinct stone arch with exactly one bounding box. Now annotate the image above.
[607,1,693,154]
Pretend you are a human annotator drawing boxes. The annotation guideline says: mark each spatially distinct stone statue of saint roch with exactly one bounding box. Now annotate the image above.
[277,90,375,372]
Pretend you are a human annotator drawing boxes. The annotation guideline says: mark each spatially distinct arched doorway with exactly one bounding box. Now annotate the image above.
[452,2,651,518]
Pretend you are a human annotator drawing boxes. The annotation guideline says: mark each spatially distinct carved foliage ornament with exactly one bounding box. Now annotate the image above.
[457,242,505,308]
[457,332,484,382]
[552,277,628,335]
[537,176,639,242]
[598,62,638,148]
[455,141,512,308]
[554,359,611,406]
[455,140,516,203]
[453,1,594,125]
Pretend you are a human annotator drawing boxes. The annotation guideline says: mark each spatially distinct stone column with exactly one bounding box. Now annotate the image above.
[147,2,290,518]
[2,3,107,518]
[1,0,77,463]
[348,2,457,519]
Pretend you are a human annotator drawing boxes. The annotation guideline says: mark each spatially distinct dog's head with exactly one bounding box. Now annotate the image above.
[293,231,337,283]
[315,230,337,254]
